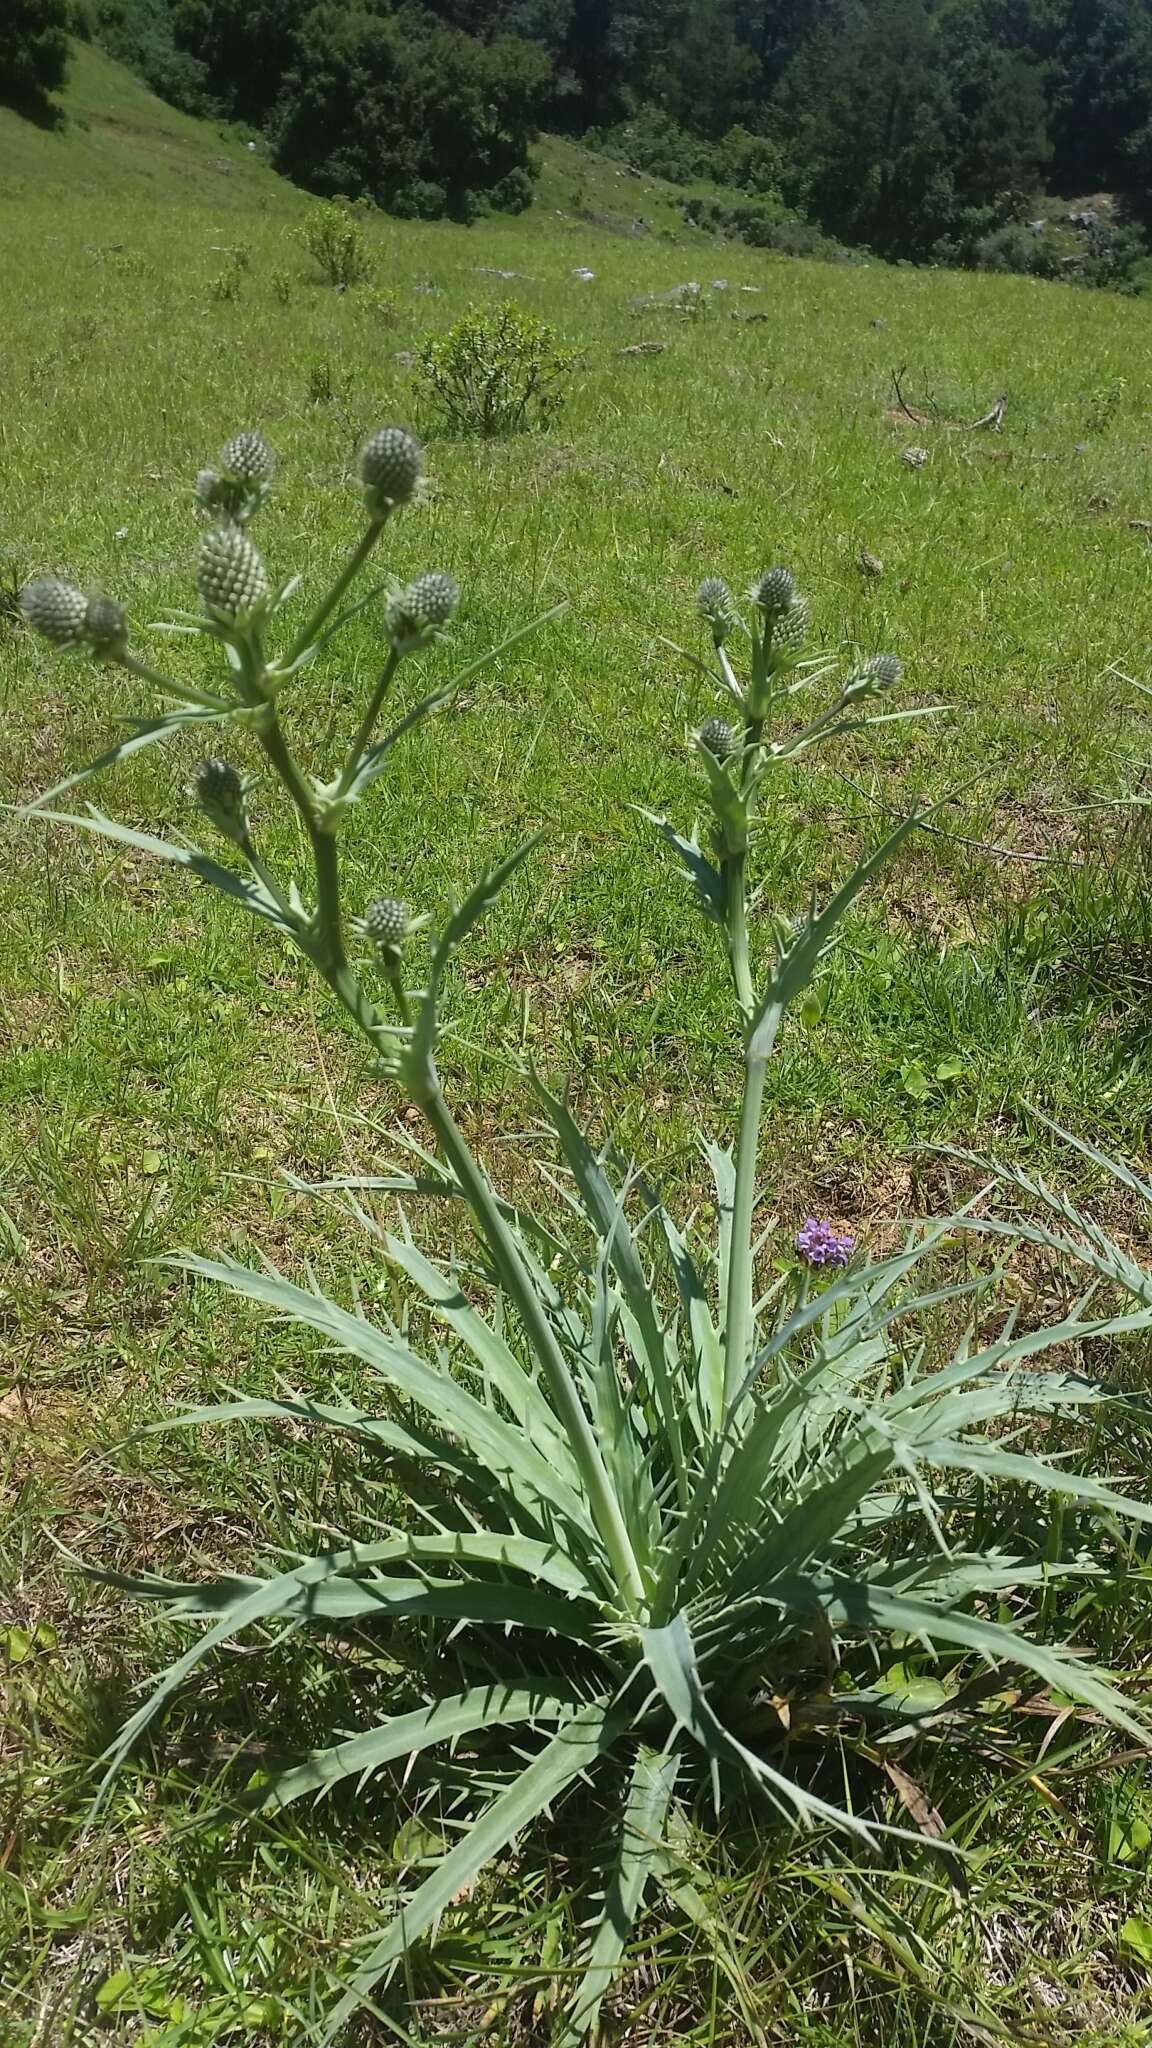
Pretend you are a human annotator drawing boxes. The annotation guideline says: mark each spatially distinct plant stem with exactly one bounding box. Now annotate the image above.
[338,649,401,792]
[725,851,756,1021]
[421,1084,647,1618]
[722,1042,768,1413]
[284,521,385,669]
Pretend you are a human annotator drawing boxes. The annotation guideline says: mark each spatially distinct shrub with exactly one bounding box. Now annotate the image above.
[18,445,1152,2040]
[416,300,577,437]
[295,198,369,288]
[488,164,536,213]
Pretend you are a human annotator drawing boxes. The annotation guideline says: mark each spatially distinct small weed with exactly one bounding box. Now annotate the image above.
[269,266,292,306]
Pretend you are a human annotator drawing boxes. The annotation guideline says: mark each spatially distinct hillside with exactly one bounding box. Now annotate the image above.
[4,42,1152,2048]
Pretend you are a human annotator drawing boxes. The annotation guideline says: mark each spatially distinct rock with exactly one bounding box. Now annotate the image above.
[619,342,665,356]
[901,446,929,469]
[857,547,884,578]
[710,278,730,290]
[475,265,533,281]
[572,266,596,281]
[870,316,888,328]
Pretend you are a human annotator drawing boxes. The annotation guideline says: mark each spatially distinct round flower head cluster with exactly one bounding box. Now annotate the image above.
[697,576,738,646]
[19,578,127,656]
[770,594,811,660]
[196,432,275,526]
[844,652,904,704]
[753,566,795,616]
[20,577,88,648]
[699,716,739,761]
[197,525,270,627]
[221,431,275,487]
[360,427,424,520]
[361,896,409,955]
[385,571,459,653]
[194,757,250,843]
[795,1218,855,1269]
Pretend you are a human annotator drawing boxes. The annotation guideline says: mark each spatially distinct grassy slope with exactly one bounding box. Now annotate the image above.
[3,42,1152,2048]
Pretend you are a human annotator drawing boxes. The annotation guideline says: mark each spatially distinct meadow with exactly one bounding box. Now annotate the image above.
[3,41,1152,2048]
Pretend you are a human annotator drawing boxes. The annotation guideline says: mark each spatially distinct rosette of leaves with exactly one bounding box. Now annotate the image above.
[15,472,1152,2045]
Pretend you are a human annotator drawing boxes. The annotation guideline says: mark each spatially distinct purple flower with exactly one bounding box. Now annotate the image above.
[795,1218,855,1269]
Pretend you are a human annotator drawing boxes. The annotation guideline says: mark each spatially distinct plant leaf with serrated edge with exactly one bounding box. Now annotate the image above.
[637,808,726,921]
[247,1685,582,1815]
[16,809,299,937]
[558,1745,680,2047]
[19,706,238,811]
[161,1252,596,1540]
[641,1612,879,1839]
[319,1700,621,2044]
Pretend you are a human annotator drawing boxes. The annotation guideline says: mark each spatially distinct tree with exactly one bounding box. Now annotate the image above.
[269,3,552,218]
[0,0,69,115]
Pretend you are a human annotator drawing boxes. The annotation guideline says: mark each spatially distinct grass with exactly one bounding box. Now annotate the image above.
[3,38,1152,2048]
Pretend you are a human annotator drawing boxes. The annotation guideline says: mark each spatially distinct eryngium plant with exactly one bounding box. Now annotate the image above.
[17,467,1152,2043]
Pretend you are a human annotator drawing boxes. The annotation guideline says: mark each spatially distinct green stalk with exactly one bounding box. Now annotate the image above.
[724,851,756,1022]
[284,520,385,669]
[421,1084,647,1618]
[337,649,401,793]
[722,1041,768,1413]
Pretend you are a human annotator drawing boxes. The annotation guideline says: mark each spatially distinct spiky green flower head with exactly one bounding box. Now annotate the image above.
[697,576,738,646]
[769,594,811,663]
[360,427,424,521]
[385,571,459,653]
[197,525,270,628]
[752,565,795,618]
[19,577,89,647]
[359,895,410,958]
[844,651,904,704]
[221,431,274,488]
[82,594,129,656]
[197,433,274,525]
[194,756,250,845]
[863,652,903,692]
[699,716,740,761]
[19,579,129,657]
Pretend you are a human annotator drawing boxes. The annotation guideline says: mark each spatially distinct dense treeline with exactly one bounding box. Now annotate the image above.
[20,0,1152,272]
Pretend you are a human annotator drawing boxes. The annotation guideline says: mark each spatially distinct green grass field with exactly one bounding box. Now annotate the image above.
[4,41,1152,2048]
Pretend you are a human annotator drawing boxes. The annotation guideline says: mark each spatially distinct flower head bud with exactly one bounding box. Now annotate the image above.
[863,652,903,692]
[699,716,739,761]
[220,431,274,487]
[197,525,270,626]
[83,593,129,655]
[19,577,88,647]
[770,595,810,661]
[697,576,738,646]
[361,896,409,955]
[844,652,904,704]
[753,566,795,616]
[360,427,423,520]
[385,571,459,652]
[194,757,250,844]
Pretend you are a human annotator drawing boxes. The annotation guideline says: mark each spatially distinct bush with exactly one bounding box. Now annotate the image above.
[488,164,535,214]
[0,0,69,113]
[18,440,1152,2045]
[295,198,369,288]
[416,301,577,437]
